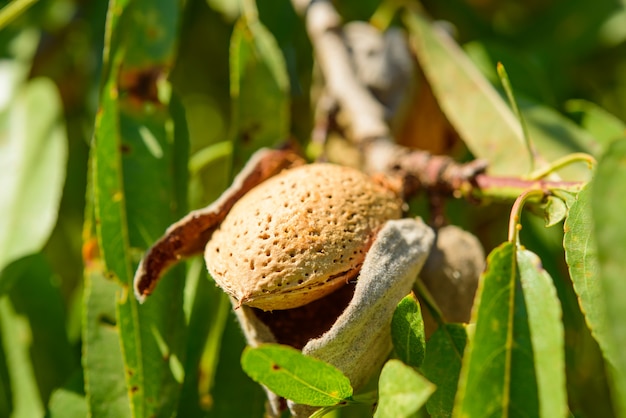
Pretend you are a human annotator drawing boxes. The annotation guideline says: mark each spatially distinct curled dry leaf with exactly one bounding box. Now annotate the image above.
[133,148,305,301]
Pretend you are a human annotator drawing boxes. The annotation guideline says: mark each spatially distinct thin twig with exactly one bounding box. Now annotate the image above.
[526,152,596,181]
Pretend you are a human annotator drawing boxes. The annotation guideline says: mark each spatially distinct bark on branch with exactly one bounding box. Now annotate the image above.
[292,0,587,204]
[294,0,391,142]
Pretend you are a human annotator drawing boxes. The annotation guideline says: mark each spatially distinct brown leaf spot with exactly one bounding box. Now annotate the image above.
[118,66,163,104]
[97,314,116,328]
[240,122,261,145]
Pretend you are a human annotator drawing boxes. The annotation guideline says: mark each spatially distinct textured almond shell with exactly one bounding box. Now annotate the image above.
[204,163,403,310]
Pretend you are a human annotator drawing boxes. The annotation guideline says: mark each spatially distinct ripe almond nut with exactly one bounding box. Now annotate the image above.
[204,163,404,310]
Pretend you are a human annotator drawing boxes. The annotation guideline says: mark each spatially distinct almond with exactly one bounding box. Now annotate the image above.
[204,163,403,310]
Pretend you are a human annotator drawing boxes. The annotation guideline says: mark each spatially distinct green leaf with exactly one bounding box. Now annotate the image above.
[520,99,599,180]
[465,40,599,181]
[0,296,44,418]
[462,40,551,105]
[92,1,189,416]
[562,182,626,417]
[176,259,231,418]
[0,78,67,275]
[552,189,578,209]
[83,65,132,418]
[391,294,426,369]
[454,242,567,418]
[241,344,353,406]
[46,371,88,418]
[0,329,10,418]
[454,242,531,417]
[565,99,626,146]
[117,0,179,66]
[517,249,568,418]
[496,62,535,171]
[114,113,188,417]
[0,253,80,418]
[46,388,88,418]
[591,138,626,416]
[422,324,467,418]
[374,359,435,418]
[83,266,132,418]
[563,184,610,352]
[93,82,188,417]
[519,203,615,417]
[206,0,241,21]
[205,315,267,418]
[403,11,531,176]
[541,195,568,227]
[229,17,290,171]
[0,0,38,31]
[7,254,78,403]
[0,255,31,296]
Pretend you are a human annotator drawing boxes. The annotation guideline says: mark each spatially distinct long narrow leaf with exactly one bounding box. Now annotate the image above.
[404,11,530,176]
[565,99,626,146]
[563,180,626,415]
[517,249,567,418]
[454,242,533,417]
[206,317,267,417]
[83,266,132,418]
[93,86,187,418]
[92,1,188,416]
[591,138,626,416]
[229,17,290,171]
[454,242,566,417]
[7,254,78,404]
[0,78,67,275]
[563,185,611,358]
[422,324,467,418]
[0,297,44,418]
[176,260,230,418]
[0,330,10,418]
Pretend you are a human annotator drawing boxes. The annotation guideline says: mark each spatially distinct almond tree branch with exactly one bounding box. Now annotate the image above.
[292,0,390,142]
[292,0,587,204]
[363,138,585,203]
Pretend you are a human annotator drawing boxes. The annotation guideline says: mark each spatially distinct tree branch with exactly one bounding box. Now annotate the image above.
[293,0,587,206]
[293,0,391,142]
[363,138,585,204]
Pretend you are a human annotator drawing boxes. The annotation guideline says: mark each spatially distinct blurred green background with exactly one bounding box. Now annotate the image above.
[0,0,625,417]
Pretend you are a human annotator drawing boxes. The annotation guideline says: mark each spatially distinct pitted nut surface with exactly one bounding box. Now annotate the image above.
[205,163,403,310]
